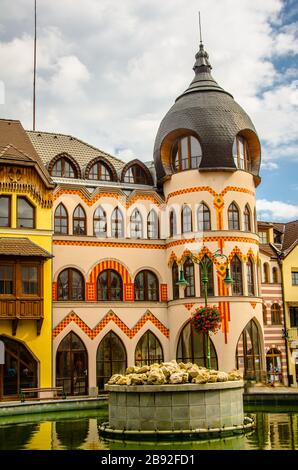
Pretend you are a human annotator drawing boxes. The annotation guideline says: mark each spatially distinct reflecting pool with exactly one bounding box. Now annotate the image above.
[0,406,297,450]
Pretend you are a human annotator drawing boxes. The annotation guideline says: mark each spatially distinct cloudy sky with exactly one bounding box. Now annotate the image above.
[0,0,297,221]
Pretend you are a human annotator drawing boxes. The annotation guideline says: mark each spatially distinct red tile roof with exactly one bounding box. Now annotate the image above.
[0,119,53,187]
[0,238,53,258]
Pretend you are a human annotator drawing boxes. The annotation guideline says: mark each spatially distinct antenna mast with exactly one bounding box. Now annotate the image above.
[199,11,203,44]
[33,0,37,130]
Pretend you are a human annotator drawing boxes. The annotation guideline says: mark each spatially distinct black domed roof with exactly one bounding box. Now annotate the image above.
[153,43,261,182]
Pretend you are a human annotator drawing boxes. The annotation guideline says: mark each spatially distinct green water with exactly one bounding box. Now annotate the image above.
[0,406,297,450]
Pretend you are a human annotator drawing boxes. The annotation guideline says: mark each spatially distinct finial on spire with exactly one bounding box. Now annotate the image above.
[193,13,212,74]
[199,11,203,44]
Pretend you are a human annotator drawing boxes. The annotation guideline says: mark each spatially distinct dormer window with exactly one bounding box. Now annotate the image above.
[258,230,268,244]
[233,136,251,171]
[88,161,112,181]
[172,136,202,172]
[124,165,149,185]
[274,230,282,244]
[51,157,77,178]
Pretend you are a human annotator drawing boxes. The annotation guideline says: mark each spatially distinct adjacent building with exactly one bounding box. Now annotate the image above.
[279,221,298,386]
[0,119,54,400]
[258,221,287,384]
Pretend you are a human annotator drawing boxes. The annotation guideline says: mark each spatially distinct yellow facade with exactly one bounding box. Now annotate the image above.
[282,244,298,386]
[0,189,53,390]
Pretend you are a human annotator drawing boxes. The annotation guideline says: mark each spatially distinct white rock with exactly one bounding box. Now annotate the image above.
[137,365,150,374]
[192,370,210,384]
[147,369,166,385]
[169,371,189,384]
[129,373,148,385]
[187,364,200,379]
[108,374,124,384]
[116,375,131,385]
[228,369,243,381]
[217,371,229,382]
[126,366,140,374]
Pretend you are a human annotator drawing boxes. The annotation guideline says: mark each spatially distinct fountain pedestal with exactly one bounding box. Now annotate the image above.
[100,381,254,439]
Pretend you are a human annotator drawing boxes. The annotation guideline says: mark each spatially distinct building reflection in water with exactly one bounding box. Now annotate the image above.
[246,412,298,450]
[0,411,296,450]
[22,417,108,450]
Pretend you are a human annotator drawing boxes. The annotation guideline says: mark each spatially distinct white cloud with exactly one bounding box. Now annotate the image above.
[261,161,279,170]
[257,198,298,221]
[273,22,298,55]
[0,0,297,169]
[49,55,90,99]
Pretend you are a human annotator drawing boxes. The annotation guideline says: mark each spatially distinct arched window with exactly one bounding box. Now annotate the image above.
[263,304,267,325]
[111,207,124,238]
[124,165,149,185]
[244,204,251,232]
[93,206,107,237]
[272,267,279,284]
[56,331,88,396]
[233,135,251,171]
[172,135,202,171]
[199,255,214,297]
[236,319,262,381]
[184,258,195,298]
[73,205,86,235]
[197,203,211,231]
[228,202,240,230]
[172,261,179,300]
[231,255,243,295]
[17,197,35,228]
[57,268,85,301]
[135,331,163,367]
[177,322,218,369]
[147,210,159,239]
[169,210,177,238]
[96,332,127,391]
[271,303,281,325]
[88,161,111,181]
[266,348,282,384]
[135,270,159,301]
[97,269,122,301]
[0,336,37,399]
[181,205,192,233]
[54,203,68,234]
[263,263,270,283]
[247,258,255,296]
[130,209,143,239]
[51,157,77,178]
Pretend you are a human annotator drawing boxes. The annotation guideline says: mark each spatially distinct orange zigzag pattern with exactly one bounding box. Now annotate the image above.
[53,310,169,339]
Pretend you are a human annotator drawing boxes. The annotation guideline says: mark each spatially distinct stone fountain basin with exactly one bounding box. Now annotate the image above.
[103,381,250,436]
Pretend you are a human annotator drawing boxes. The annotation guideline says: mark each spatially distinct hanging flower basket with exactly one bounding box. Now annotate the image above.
[191,305,222,334]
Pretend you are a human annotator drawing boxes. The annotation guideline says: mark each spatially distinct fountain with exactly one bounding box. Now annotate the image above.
[99,361,254,439]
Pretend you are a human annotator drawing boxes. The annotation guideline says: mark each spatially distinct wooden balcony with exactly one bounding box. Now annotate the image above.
[0,298,44,335]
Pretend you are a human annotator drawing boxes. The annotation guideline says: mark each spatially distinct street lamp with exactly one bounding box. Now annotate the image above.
[176,249,232,369]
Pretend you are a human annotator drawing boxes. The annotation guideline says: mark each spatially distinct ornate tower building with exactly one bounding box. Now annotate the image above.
[154,42,263,377]
[19,38,265,396]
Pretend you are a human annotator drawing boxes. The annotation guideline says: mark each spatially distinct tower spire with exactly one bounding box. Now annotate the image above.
[193,12,212,74]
